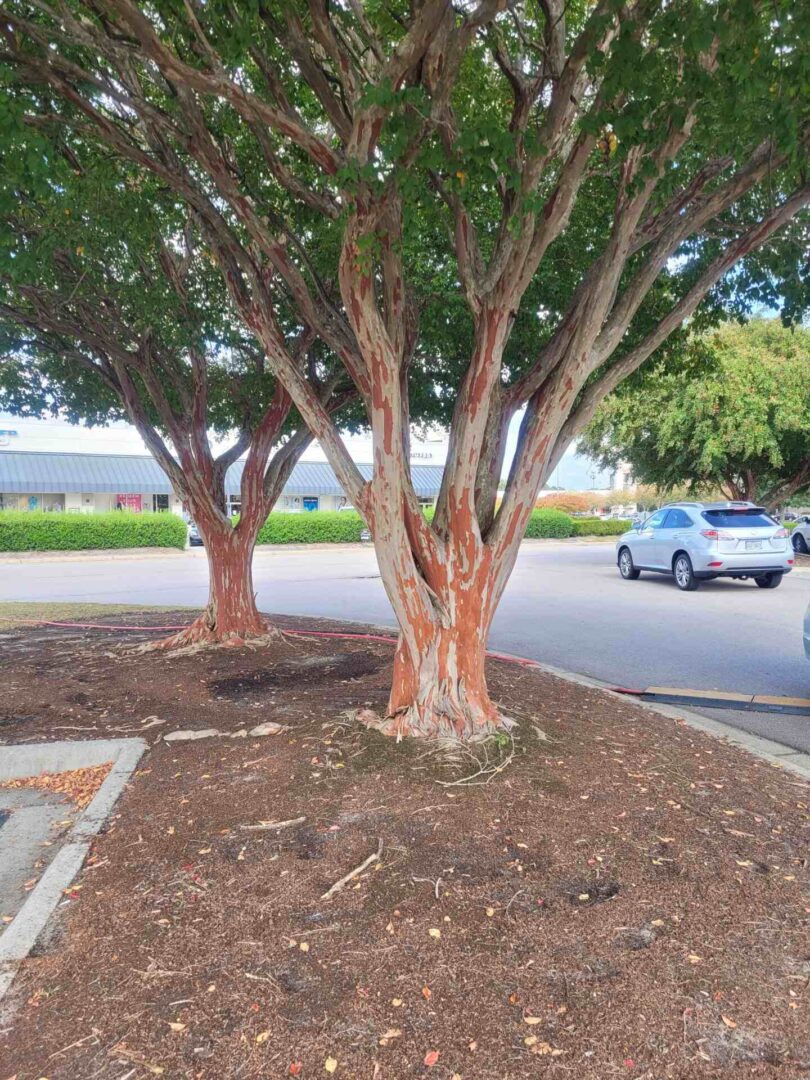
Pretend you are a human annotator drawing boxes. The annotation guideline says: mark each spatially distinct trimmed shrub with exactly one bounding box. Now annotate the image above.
[571,517,631,536]
[0,510,187,551]
[251,507,631,545]
[524,508,575,538]
[257,510,364,544]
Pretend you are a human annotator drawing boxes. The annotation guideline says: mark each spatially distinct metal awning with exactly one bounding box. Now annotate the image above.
[0,451,445,499]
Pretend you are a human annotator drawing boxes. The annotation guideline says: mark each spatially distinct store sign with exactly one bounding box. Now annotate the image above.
[115,493,142,512]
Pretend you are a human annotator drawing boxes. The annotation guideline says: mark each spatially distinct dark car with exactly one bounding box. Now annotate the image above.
[188,522,203,547]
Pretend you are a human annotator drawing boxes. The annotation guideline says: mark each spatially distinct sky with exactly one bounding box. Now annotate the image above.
[0,412,616,491]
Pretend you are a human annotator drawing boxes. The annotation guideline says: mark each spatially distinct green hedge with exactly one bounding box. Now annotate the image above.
[256,510,364,544]
[0,510,187,552]
[571,517,631,536]
[524,508,575,538]
[253,508,633,545]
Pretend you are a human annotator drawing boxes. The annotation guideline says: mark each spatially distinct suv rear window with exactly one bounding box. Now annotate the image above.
[701,509,776,528]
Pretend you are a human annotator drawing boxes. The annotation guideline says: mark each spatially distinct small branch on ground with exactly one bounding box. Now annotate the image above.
[321,838,384,900]
[413,875,443,900]
[239,816,306,831]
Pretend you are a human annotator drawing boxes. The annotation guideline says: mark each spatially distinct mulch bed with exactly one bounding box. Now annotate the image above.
[0,611,808,1079]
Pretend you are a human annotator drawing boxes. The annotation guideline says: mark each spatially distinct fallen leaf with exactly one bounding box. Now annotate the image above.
[428,928,441,939]
[578,893,590,901]
[168,1022,186,1033]
[391,998,403,1007]
[485,907,495,917]
[324,1057,338,1074]
[424,1050,440,1067]
[256,1031,270,1045]
[623,1058,635,1068]
[422,985,432,1000]
[525,1035,538,1047]
[721,1016,737,1029]
[524,1015,542,1025]
[299,942,310,953]
[687,954,702,964]
[289,1064,303,1076]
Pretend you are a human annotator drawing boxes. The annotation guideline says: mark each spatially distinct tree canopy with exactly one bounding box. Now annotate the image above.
[0,0,807,734]
[0,140,355,643]
[581,320,810,509]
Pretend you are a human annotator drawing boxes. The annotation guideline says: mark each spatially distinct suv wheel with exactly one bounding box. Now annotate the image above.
[618,547,640,580]
[673,553,698,591]
[755,572,783,589]
[792,532,808,554]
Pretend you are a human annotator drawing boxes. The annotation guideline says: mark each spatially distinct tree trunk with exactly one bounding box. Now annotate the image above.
[371,521,504,739]
[385,619,501,739]
[154,519,269,648]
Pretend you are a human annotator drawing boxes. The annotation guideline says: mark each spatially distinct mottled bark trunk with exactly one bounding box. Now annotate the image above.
[372,520,504,739]
[386,616,500,739]
[154,516,268,648]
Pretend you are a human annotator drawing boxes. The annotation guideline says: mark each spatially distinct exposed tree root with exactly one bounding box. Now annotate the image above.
[132,612,285,655]
[357,701,509,742]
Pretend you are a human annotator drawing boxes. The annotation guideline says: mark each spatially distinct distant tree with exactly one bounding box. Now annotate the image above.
[0,153,353,646]
[581,321,810,511]
[537,492,599,514]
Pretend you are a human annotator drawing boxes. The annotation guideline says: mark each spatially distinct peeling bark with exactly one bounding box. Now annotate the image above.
[385,616,500,739]
[154,516,269,649]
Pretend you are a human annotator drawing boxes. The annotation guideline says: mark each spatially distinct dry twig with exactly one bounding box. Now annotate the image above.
[321,838,384,900]
[239,816,306,831]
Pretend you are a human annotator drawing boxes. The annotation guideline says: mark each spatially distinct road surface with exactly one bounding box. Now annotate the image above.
[1,541,808,751]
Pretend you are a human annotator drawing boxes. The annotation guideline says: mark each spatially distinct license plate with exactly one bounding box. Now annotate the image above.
[745,540,763,551]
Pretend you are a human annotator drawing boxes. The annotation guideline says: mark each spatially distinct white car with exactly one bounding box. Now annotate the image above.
[791,518,809,554]
[615,501,794,591]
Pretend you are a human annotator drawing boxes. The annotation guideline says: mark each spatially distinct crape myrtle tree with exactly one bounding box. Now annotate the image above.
[0,151,354,646]
[581,320,810,511]
[3,0,806,736]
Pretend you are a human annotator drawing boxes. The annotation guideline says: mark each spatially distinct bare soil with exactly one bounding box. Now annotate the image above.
[0,610,808,1079]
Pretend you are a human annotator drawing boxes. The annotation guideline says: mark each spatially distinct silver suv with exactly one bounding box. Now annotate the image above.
[791,517,810,554]
[615,502,794,591]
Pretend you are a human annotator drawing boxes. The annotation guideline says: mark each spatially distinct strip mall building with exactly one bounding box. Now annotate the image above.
[0,451,443,516]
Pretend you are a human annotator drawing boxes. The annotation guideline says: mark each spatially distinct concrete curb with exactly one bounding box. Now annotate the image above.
[497,654,810,781]
[277,612,810,781]
[0,737,147,1003]
[0,547,187,564]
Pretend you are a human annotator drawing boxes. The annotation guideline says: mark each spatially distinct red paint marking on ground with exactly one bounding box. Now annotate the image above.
[0,617,631,689]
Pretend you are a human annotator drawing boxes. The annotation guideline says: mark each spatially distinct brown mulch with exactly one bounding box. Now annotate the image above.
[0,611,808,1080]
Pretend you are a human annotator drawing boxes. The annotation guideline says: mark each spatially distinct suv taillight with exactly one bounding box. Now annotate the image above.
[701,529,719,540]
[774,528,788,538]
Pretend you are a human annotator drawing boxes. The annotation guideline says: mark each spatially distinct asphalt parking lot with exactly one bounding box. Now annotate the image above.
[2,540,808,751]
